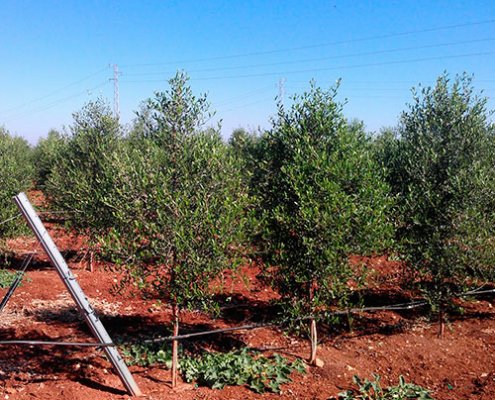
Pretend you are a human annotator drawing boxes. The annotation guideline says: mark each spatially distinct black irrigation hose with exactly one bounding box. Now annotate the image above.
[0,340,113,347]
[0,300,430,348]
[0,214,21,226]
[0,323,277,348]
[2,283,489,349]
[459,288,495,296]
[0,253,34,312]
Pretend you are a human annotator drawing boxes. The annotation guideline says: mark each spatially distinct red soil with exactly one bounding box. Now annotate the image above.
[1,212,495,399]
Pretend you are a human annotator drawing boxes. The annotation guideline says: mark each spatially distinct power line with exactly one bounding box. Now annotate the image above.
[0,67,108,116]
[122,37,495,77]
[120,50,495,83]
[120,19,495,68]
[4,81,110,123]
[214,84,276,107]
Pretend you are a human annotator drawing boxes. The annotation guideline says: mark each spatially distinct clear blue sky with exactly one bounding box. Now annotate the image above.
[1,0,494,143]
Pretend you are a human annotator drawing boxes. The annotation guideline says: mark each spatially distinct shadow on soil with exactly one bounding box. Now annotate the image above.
[6,248,90,272]
[3,285,494,395]
[0,332,126,394]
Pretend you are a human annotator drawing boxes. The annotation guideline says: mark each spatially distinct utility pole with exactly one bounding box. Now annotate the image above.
[278,77,286,108]
[110,64,120,120]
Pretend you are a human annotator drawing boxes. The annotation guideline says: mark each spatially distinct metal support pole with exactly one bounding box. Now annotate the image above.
[13,193,141,397]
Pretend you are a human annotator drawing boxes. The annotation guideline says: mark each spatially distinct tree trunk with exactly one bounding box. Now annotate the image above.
[309,318,318,365]
[171,303,179,387]
[308,280,318,365]
[438,303,445,337]
[89,250,94,273]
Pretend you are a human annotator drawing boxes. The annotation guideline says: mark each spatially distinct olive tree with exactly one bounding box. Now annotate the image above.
[386,73,495,334]
[32,129,66,189]
[257,82,394,363]
[45,99,121,234]
[101,72,248,385]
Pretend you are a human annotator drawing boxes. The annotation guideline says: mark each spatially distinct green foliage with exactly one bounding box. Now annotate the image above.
[32,129,66,188]
[384,73,495,304]
[228,128,266,246]
[181,349,306,393]
[256,82,394,317]
[122,342,173,368]
[228,127,260,176]
[337,374,433,400]
[45,99,121,234]
[132,70,215,145]
[0,269,24,288]
[100,72,248,312]
[123,342,305,394]
[0,127,33,239]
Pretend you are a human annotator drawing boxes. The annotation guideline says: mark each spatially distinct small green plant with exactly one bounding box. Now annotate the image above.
[337,374,433,400]
[121,342,173,368]
[0,269,24,289]
[180,349,306,394]
[122,343,305,394]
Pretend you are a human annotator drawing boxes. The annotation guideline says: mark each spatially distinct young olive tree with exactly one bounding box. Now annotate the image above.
[0,128,33,240]
[101,72,248,385]
[387,73,495,334]
[257,83,394,363]
[33,129,67,189]
[45,99,121,234]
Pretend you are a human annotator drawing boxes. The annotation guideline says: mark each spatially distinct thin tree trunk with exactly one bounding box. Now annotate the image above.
[309,317,318,365]
[347,309,353,333]
[308,281,317,365]
[438,303,445,337]
[89,250,94,273]
[171,303,179,387]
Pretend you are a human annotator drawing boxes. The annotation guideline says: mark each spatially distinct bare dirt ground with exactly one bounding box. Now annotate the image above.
[1,212,495,399]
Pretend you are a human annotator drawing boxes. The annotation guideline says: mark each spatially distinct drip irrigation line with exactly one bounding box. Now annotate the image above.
[459,288,495,296]
[0,300,428,349]
[0,288,492,349]
[0,324,276,348]
[112,301,430,346]
[0,214,21,226]
[37,209,82,215]
[0,253,35,312]
[0,340,113,347]
[0,210,75,226]
[126,322,278,345]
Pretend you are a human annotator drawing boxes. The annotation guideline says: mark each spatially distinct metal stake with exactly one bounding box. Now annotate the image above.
[13,192,141,396]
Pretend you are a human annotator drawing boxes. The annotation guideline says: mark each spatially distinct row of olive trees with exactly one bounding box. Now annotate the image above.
[29,72,495,369]
[230,73,495,348]
[0,128,34,242]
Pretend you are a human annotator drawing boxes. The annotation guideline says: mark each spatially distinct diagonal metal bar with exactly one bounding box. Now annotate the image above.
[0,253,34,313]
[13,192,141,396]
